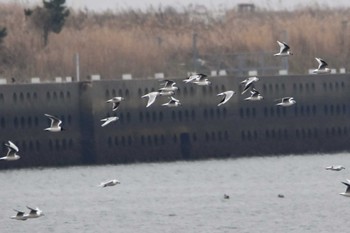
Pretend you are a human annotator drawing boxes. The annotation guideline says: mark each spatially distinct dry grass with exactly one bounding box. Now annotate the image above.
[0,3,349,81]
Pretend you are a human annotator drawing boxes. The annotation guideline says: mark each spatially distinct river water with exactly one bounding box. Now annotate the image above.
[1,153,350,233]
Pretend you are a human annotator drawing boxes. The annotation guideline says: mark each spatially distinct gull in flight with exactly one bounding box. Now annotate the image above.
[312,57,331,74]
[44,114,64,132]
[142,91,160,108]
[162,96,181,107]
[192,75,211,86]
[241,76,259,94]
[10,209,27,221]
[106,96,124,111]
[275,97,296,107]
[0,141,20,161]
[244,88,264,101]
[274,41,293,56]
[25,206,44,219]
[159,80,179,92]
[101,116,119,127]
[99,179,120,187]
[158,90,175,96]
[217,90,235,106]
[183,73,207,83]
[325,165,345,171]
[340,179,350,197]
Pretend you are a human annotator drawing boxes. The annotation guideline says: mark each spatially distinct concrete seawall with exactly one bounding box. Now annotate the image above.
[0,74,349,169]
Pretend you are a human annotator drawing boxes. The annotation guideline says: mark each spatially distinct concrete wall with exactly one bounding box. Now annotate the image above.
[1,73,350,169]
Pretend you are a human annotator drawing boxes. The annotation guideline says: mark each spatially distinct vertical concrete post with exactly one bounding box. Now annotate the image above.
[78,81,96,164]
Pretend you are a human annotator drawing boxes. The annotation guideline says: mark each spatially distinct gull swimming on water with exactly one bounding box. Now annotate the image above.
[101,116,119,127]
[142,91,160,108]
[217,91,235,106]
[274,41,293,56]
[0,141,20,161]
[44,114,64,132]
[312,57,331,74]
[241,76,259,94]
[162,96,181,107]
[25,206,44,219]
[325,165,345,171]
[99,179,120,187]
[244,88,264,101]
[106,96,124,111]
[340,179,350,197]
[275,97,296,107]
[10,209,27,221]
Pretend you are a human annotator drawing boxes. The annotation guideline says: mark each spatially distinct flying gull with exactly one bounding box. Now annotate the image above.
[162,96,181,107]
[101,116,119,127]
[275,97,296,107]
[0,141,20,161]
[106,96,125,111]
[183,73,207,83]
[241,76,259,94]
[244,88,264,101]
[159,80,179,92]
[44,114,64,132]
[274,41,293,56]
[312,57,331,74]
[217,90,235,106]
[192,75,211,86]
[141,91,160,108]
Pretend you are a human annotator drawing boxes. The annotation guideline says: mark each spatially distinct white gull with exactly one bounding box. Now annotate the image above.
[106,96,125,111]
[276,97,296,107]
[99,179,120,187]
[325,165,345,171]
[0,141,20,161]
[313,57,331,74]
[162,96,181,107]
[44,114,64,132]
[101,116,119,127]
[274,41,293,56]
[217,91,235,106]
[244,88,264,101]
[241,76,259,94]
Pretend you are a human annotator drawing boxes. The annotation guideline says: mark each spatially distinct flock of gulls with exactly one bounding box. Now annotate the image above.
[1,40,346,221]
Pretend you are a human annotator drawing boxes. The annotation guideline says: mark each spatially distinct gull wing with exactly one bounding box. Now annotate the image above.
[315,57,328,70]
[44,114,62,127]
[100,117,118,127]
[250,88,261,97]
[112,102,120,111]
[13,209,25,216]
[342,182,350,193]
[277,41,290,53]
[5,141,19,152]
[217,91,235,106]
[142,92,159,107]
[161,80,176,87]
[26,206,38,214]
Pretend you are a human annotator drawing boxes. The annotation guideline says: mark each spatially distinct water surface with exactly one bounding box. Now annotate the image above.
[1,153,350,233]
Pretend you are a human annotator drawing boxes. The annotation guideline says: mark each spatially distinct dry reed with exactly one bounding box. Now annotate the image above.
[0,3,349,81]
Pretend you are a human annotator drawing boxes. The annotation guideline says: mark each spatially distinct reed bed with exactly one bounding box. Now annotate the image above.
[0,3,349,81]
